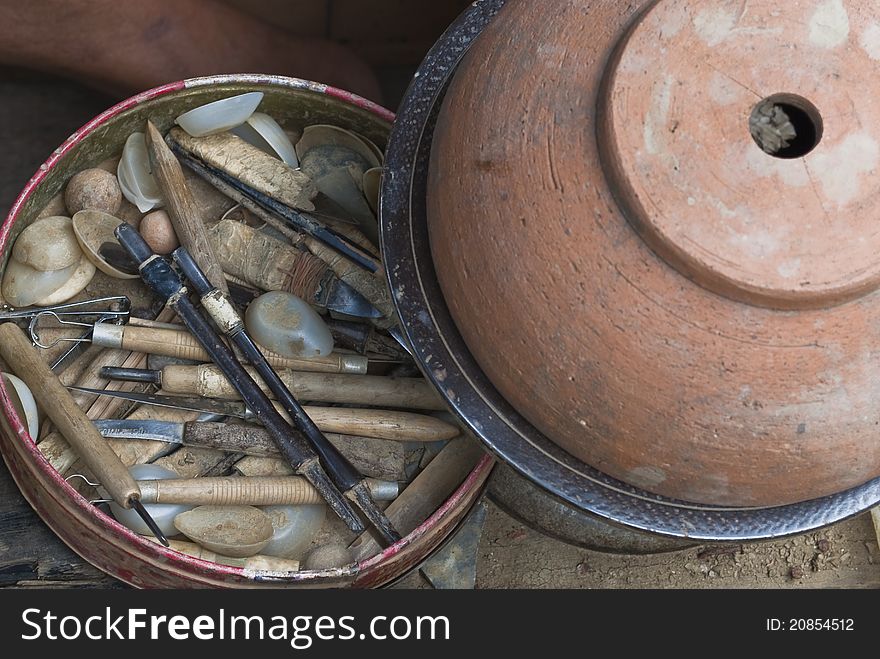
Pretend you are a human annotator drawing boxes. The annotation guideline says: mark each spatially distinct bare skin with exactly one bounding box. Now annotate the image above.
[0,0,382,102]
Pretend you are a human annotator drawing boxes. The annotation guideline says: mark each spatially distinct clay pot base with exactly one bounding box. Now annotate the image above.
[427,0,880,507]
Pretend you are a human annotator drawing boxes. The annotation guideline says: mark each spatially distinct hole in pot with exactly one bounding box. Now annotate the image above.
[749,94,823,159]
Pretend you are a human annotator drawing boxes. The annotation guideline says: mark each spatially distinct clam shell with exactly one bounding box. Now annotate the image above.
[295,124,382,168]
[72,210,140,279]
[12,216,80,272]
[0,258,79,307]
[174,505,274,558]
[362,167,382,215]
[231,112,299,168]
[118,133,162,213]
[1,373,39,440]
[33,255,96,306]
[245,291,335,359]
[260,505,326,560]
[175,92,264,137]
[110,465,192,538]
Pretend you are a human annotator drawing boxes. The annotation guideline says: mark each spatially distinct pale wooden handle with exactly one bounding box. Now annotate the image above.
[146,120,228,294]
[0,323,139,507]
[140,476,324,506]
[300,406,460,442]
[120,326,367,374]
[162,364,445,410]
[350,437,487,560]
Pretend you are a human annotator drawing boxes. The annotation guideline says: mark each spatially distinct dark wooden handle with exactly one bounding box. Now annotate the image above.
[183,422,409,481]
[145,120,228,294]
[0,323,139,507]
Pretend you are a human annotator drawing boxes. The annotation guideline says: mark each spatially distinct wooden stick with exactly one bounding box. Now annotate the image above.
[145,120,228,294]
[137,476,395,506]
[297,407,459,442]
[90,324,368,374]
[159,364,444,410]
[349,437,486,560]
[872,507,880,553]
[0,323,139,508]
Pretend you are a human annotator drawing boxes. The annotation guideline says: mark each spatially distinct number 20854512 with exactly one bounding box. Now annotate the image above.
[767,619,854,632]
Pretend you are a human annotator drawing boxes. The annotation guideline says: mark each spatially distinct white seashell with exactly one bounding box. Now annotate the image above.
[362,167,382,215]
[12,216,81,272]
[245,291,335,359]
[1,373,39,440]
[295,124,382,168]
[175,92,264,138]
[72,210,140,279]
[231,112,299,168]
[118,132,162,213]
[33,255,96,306]
[110,465,193,538]
[1,258,79,307]
[260,505,325,559]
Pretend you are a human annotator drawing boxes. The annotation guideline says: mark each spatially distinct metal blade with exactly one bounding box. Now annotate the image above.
[93,419,185,444]
[322,279,384,319]
[387,326,415,357]
[67,386,252,419]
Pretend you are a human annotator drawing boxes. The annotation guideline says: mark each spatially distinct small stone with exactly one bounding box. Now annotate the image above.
[789,566,805,579]
[575,561,591,576]
[140,210,179,255]
[64,168,122,215]
[817,538,832,553]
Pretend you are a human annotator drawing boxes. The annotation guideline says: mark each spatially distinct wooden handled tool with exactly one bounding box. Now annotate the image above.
[350,437,487,560]
[145,120,228,294]
[71,386,460,442]
[89,323,367,374]
[137,476,397,506]
[102,364,445,410]
[173,247,401,545]
[0,323,168,545]
[115,224,365,534]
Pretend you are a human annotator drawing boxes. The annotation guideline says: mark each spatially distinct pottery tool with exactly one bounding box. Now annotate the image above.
[174,162,397,327]
[113,223,364,534]
[144,120,228,294]
[173,247,401,545]
[350,437,487,560]
[5,295,132,370]
[94,420,411,481]
[36,322,367,374]
[0,322,170,546]
[135,476,398,506]
[75,388,460,441]
[207,220,382,320]
[174,143,397,326]
[326,318,412,361]
[167,129,381,274]
[99,364,445,410]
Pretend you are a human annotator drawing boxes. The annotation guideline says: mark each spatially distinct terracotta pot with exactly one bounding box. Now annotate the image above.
[0,74,492,588]
[427,0,880,507]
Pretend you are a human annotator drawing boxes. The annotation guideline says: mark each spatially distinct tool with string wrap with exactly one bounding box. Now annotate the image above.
[172,247,401,546]
[113,223,365,534]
